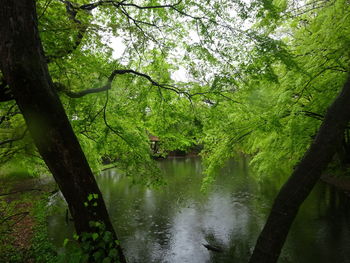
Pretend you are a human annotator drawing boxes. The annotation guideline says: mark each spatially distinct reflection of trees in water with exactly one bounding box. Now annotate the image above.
[316,183,350,219]
[288,183,350,263]
[202,230,226,263]
[323,186,350,243]
[201,229,252,263]
[321,186,350,263]
[48,158,350,262]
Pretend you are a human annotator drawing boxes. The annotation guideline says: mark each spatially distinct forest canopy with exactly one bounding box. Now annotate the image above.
[202,0,350,181]
[0,0,349,262]
[0,0,348,178]
[0,0,349,186]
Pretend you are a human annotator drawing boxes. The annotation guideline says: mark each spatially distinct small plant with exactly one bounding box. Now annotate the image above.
[63,221,120,263]
[61,194,121,263]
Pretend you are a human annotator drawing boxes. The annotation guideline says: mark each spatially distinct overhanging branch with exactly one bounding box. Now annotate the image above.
[60,69,189,98]
[77,0,182,11]
[0,128,28,147]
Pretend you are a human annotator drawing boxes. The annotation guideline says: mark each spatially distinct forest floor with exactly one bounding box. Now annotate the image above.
[0,176,57,262]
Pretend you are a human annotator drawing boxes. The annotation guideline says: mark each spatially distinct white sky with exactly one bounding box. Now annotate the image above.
[110,37,126,59]
[108,30,201,82]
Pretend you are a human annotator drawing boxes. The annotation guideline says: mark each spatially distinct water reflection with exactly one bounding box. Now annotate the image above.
[48,157,350,263]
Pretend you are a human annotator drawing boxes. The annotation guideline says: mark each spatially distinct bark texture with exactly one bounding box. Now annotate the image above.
[249,74,350,263]
[0,1,126,261]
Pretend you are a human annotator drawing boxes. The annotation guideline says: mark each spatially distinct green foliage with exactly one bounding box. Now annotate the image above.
[0,197,22,263]
[30,198,58,263]
[0,190,57,263]
[201,0,350,180]
[55,194,123,262]
[81,222,120,263]
[2,0,280,183]
[0,101,46,173]
[61,221,121,263]
[4,0,348,189]
[5,0,350,261]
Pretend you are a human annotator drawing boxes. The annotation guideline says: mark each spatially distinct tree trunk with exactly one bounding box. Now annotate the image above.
[0,0,126,261]
[249,74,350,263]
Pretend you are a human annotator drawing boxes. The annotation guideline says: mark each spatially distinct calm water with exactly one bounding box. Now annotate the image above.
[48,157,350,262]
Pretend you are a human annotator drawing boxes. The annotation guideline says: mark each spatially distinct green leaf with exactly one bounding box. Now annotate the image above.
[92,232,99,241]
[103,231,112,243]
[102,257,112,263]
[93,250,103,261]
[87,194,93,201]
[63,238,69,247]
[108,248,118,258]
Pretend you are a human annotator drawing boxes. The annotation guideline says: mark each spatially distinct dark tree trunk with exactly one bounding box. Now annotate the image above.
[0,1,126,261]
[249,74,350,263]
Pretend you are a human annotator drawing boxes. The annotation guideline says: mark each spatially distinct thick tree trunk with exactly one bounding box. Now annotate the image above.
[0,1,126,262]
[249,74,350,263]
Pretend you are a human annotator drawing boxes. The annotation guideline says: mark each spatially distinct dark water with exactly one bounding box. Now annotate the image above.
[48,157,350,262]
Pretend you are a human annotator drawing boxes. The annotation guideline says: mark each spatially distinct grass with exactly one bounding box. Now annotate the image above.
[29,197,58,263]
[0,174,58,263]
[0,164,35,182]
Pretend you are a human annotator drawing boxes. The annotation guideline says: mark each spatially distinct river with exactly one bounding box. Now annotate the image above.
[48,157,350,262]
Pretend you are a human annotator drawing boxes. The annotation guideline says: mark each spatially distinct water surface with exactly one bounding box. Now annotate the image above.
[48,157,350,262]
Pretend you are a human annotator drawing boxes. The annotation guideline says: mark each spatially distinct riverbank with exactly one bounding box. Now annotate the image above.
[2,164,350,263]
[321,174,350,196]
[0,175,57,262]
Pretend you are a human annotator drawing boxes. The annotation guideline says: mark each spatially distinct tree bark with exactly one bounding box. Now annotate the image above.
[0,0,126,262]
[249,74,350,263]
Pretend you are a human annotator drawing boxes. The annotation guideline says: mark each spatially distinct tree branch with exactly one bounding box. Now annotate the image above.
[301,110,324,121]
[0,211,29,225]
[78,0,182,11]
[47,0,89,62]
[38,0,54,20]
[0,77,14,102]
[60,69,189,98]
[0,103,16,125]
[294,66,346,103]
[0,128,28,147]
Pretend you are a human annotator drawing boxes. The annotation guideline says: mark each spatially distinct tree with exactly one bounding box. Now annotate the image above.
[0,0,266,261]
[0,0,264,174]
[248,1,350,259]
[201,0,350,261]
[249,74,350,262]
[3,0,346,261]
[0,0,126,261]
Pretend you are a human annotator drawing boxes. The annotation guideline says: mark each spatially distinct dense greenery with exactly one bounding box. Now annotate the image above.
[2,0,348,181]
[0,0,349,261]
[0,183,57,263]
[202,0,350,182]
[1,0,282,183]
